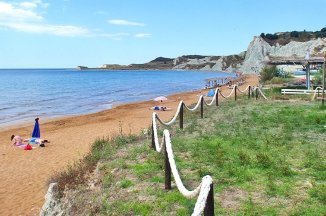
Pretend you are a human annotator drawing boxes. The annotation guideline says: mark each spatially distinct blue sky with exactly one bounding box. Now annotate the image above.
[0,0,325,68]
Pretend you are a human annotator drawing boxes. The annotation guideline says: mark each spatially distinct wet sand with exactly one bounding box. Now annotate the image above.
[0,75,258,215]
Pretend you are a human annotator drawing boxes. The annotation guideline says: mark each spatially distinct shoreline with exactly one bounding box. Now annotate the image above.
[0,75,258,215]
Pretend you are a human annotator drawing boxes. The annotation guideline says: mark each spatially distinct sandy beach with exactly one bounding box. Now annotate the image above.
[0,75,258,215]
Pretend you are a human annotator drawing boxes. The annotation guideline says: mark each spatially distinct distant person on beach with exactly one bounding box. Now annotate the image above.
[11,135,23,146]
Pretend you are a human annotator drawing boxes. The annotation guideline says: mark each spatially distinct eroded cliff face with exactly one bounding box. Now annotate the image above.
[89,36,326,73]
[172,53,246,72]
[239,37,326,74]
[171,37,326,74]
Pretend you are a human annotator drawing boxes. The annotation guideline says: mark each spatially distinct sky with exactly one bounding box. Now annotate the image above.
[0,0,325,68]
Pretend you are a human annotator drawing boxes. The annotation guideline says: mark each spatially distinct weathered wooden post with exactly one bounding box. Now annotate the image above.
[215,89,219,106]
[234,86,237,101]
[248,86,251,99]
[151,122,155,150]
[201,96,204,118]
[255,88,258,100]
[179,102,184,129]
[204,183,215,216]
[164,139,171,190]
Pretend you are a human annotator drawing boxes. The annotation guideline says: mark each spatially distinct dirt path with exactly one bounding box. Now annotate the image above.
[0,75,258,215]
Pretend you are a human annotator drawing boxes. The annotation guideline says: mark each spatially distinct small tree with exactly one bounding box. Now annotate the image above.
[260,65,278,82]
[290,31,299,38]
[313,69,323,85]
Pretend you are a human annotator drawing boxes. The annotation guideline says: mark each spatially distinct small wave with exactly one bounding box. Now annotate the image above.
[0,106,14,111]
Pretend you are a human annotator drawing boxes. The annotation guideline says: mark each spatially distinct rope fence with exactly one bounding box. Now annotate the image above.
[311,87,325,101]
[150,84,268,216]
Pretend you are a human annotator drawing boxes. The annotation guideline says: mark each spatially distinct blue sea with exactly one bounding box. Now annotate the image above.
[0,69,234,127]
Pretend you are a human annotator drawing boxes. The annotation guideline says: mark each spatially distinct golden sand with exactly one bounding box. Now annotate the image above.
[0,75,258,215]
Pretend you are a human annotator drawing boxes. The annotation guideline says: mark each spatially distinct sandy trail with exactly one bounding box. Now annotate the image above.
[0,75,258,215]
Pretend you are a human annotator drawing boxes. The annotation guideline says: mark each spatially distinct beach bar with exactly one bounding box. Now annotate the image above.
[265,56,325,90]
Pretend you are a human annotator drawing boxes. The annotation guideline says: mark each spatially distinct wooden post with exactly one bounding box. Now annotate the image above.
[215,90,219,106]
[204,183,215,216]
[306,63,311,90]
[164,141,171,190]
[317,88,320,97]
[179,102,184,129]
[151,122,155,150]
[234,86,237,101]
[255,88,258,100]
[248,86,251,99]
[201,97,204,118]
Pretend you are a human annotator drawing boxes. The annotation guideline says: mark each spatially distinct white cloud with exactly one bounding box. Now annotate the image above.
[0,1,43,22]
[0,1,89,37]
[19,2,38,9]
[0,1,149,39]
[134,33,152,38]
[108,19,145,26]
[0,21,90,36]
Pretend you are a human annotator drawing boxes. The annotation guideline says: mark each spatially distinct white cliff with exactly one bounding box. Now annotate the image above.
[239,37,326,74]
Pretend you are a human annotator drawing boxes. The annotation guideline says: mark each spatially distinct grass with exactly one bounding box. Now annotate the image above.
[50,92,326,215]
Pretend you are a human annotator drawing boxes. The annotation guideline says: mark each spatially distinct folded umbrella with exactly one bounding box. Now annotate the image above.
[31,118,40,138]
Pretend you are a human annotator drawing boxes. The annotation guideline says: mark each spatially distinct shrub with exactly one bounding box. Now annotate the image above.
[269,77,284,84]
[265,33,279,40]
[313,69,324,85]
[290,31,299,38]
[260,66,278,82]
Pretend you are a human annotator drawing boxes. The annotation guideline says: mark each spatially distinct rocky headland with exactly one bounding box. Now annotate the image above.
[79,28,326,74]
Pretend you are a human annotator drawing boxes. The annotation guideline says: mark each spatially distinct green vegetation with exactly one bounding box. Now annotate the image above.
[313,69,324,85]
[260,27,326,45]
[51,94,326,215]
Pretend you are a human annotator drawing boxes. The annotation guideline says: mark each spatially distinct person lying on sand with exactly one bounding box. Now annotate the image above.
[11,135,23,146]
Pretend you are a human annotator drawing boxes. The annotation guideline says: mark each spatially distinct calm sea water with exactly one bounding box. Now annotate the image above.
[0,69,234,127]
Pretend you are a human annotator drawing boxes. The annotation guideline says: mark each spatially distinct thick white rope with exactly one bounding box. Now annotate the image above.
[155,101,183,126]
[311,87,324,101]
[152,113,164,152]
[219,85,236,98]
[192,175,213,216]
[152,117,213,215]
[203,88,218,106]
[184,95,203,111]
[253,87,269,100]
[237,85,250,94]
[164,130,202,198]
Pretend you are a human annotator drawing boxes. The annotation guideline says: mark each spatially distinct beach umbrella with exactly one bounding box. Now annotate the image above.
[207,89,215,97]
[154,96,168,102]
[31,118,40,138]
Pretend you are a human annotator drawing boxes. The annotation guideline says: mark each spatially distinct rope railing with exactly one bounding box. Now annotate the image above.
[311,87,325,101]
[218,85,236,99]
[149,84,267,215]
[152,117,214,216]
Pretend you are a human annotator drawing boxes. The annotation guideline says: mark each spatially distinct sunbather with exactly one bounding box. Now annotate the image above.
[11,135,23,146]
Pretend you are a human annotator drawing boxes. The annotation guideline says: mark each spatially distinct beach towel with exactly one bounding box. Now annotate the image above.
[15,143,37,150]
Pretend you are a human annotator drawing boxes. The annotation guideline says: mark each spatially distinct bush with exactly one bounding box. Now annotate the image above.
[290,31,299,38]
[313,69,324,85]
[260,66,278,82]
[265,33,279,40]
[269,77,284,84]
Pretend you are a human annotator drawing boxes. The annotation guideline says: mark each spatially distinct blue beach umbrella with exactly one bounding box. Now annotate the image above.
[31,118,40,138]
[207,89,215,97]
